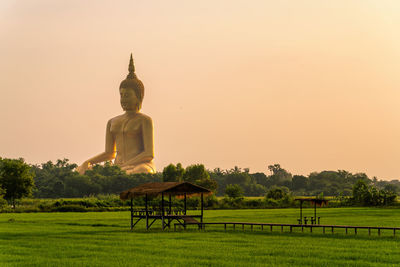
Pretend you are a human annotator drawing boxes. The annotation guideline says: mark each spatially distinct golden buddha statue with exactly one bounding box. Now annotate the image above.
[77,54,155,174]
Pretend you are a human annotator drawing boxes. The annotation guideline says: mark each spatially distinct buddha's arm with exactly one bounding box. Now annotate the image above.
[120,117,154,167]
[87,120,116,164]
[77,120,116,174]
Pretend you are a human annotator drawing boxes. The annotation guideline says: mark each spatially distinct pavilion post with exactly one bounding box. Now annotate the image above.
[130,198,133,230]
[169,194,172,215]
[184,193,187,215]
[145,194,149,230]
[161,193,164,230]
[314,201,317,224]
[299,201,303,224]
[168,194,172,229]
[200,193,204,224]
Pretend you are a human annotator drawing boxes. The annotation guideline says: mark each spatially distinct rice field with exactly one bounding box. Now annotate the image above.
[1,208,400,266]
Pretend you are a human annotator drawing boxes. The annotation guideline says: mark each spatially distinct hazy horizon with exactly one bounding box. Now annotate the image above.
[1,1,400,180]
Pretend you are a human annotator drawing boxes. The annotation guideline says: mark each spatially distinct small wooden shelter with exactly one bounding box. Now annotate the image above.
[120,182,212,230]
[295,198,329,225]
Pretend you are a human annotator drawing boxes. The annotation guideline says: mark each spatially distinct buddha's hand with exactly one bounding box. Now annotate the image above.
[76,161,91,174]
[120,164,132,171]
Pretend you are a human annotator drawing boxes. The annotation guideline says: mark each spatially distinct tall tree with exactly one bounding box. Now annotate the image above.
[267,164,292,186]
[292,175,308,191]
[162,163,185,182]
[183,164,217,191]
[250,172,268,187]
[183,164,210,182]
[0,158,35,207]
[32,158,78,198]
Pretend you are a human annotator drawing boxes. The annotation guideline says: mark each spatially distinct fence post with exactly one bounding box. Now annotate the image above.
[145,194,149,230]
[130,198,133,230]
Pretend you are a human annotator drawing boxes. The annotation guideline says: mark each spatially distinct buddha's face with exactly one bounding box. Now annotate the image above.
[120,87,139,112]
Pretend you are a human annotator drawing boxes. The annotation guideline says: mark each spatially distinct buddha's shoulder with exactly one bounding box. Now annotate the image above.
[107,113,153,124]
[108,114,125,124]
[135,113,153,122]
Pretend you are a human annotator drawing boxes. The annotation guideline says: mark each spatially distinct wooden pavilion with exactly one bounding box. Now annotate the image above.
[295,198,329,225]
[120,182,212,230]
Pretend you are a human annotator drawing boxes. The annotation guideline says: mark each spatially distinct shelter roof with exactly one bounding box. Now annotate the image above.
[120,182,212,200]
[294,198,329,206]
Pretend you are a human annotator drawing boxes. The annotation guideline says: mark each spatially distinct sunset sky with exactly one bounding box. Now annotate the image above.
[1,1,400,180]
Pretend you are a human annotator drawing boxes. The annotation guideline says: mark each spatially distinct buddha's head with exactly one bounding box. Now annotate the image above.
[119,54,144,112]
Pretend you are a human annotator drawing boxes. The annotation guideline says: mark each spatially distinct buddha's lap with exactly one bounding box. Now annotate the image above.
[121,161,155,174]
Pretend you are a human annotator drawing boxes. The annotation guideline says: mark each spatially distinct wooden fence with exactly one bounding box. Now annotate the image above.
[175,222,400,237]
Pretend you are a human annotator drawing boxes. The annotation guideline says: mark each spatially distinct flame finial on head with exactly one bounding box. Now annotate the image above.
[120,53,145,110]
[127,53,135,79]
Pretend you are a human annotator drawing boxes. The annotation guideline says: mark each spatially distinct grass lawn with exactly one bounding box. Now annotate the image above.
[1,208,400,266]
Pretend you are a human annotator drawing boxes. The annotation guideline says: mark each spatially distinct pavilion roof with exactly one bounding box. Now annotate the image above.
[294,198,329,206]
[120,182,212,200]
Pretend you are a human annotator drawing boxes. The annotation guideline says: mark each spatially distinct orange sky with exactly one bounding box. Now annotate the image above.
[1,1,400,180]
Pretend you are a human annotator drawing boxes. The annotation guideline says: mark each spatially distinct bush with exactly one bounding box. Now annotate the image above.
[221,196,243,208]
[0,198,6,209]
[266,186,289,200]
[352,180,397,206]
[280,194,295,206]
[186,197,200,209]
[0,188,6,209]
[204,195,219,208]
[264,198,279,207]
[225,184,243,198]
[52,204,87,212]
[243,198,263,208]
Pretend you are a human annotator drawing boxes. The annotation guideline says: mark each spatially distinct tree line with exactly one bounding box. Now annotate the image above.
[210,163,400,197]
[1,158,399,204]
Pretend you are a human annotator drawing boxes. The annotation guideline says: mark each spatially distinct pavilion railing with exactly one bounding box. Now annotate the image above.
[131,208,191,216]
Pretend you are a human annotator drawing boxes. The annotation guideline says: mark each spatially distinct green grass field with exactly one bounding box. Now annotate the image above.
[1,208,400,266]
